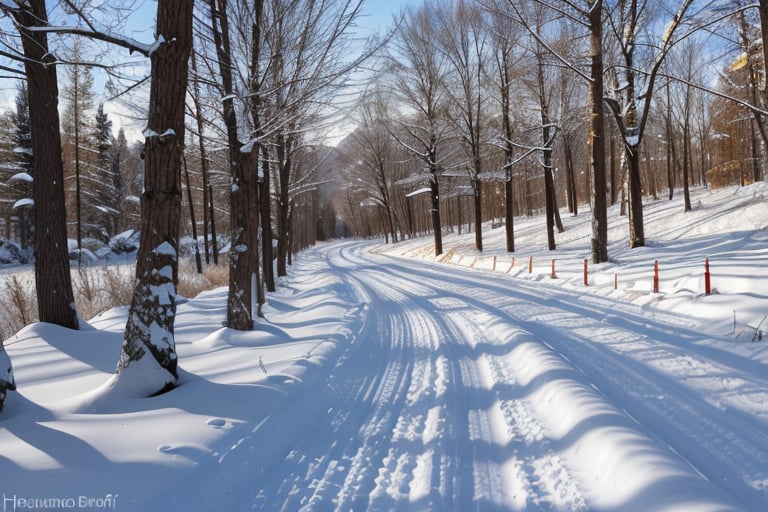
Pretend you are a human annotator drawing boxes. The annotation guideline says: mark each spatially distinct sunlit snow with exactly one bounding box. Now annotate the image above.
[1,183,767,511]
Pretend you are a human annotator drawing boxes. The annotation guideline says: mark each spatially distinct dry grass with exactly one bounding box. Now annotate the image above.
[1,258,230,341]
[0,275,37,342]
[176,258,229,299]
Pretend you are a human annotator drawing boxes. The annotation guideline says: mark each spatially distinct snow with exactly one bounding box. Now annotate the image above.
[11,198,33,209]
[9,172,33,183]
[405,187,431,198]
[2,183,768,511]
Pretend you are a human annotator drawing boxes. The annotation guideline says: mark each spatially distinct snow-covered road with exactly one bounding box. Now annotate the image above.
[4,185,768,511]
[240,240,767,511]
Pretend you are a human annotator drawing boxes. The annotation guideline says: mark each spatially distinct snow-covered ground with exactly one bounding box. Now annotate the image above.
[1,183,767,511]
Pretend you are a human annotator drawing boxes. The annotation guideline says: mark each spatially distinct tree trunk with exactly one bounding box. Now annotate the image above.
[501,56,515,252]
[260,145,275,291]
[610,134,618,205]
[208,0,258,330]
[14,0,79,330]
[276,134,291,277]
[474,181,482,252]
[208,184,219,265]
[182,154,203,274]
[505,175,514,252]
[190,51,212,265]
[626,146,646,246]
[683,115,692,211]
[588,1,609,264]
[115,0,192,396]
[248,0,275,292]
[564,136,577,215]
[757,0,768,145]
[428,140,443,256]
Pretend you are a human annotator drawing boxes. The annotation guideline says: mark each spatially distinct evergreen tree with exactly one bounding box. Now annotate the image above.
[61,40,96,253]
[92,103,120,239]
[10,83,33,250]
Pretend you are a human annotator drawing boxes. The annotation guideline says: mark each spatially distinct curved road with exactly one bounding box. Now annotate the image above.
[245,241,768,511]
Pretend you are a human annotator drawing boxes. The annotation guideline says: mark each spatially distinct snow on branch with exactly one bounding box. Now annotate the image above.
[24,26,159,57]
[405,187,431,198]
[12,198,33,209]
[9,172,32,183]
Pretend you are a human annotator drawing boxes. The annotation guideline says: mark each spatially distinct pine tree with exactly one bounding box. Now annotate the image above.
[61,40,96,255]
[10,83,33,250]
[93,103,121,239]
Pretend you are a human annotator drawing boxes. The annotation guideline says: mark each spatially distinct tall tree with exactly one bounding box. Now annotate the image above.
[93,103,121,238]
[2,0,79,329]
[350,88,400,243]
[113,0,194,395]
[205,0,261,330]
[604,0,694,247]
[10,83,33,250]
[507,0,608,262]
[391,2,452,256]
[245,0,274,293]
[588,0,609,263]
[440,0,488,251]
[534,30,558,251]
[61,37,95,260]
[488,1,522,253]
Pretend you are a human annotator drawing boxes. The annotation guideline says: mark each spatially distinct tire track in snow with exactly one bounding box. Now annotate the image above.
[370,250,764,509]
[246,241,759,510]
[450,308,587,511]
[248,246,417,510]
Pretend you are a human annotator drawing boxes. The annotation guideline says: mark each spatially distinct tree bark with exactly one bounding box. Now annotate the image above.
[626,146,646,245]
[115,0,193,395]
[260,145,274,291]
[247,0,275,293]
[208,0,258,330]
[758,0,768,141]
[13,0,79,330]
[190,51,212,265]
[428,137,443,256]
[588,0,609,263]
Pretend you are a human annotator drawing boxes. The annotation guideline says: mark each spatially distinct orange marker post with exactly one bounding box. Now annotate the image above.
[583,259,589,286]
[653,260,659,293]
[705,257,711,295]
[528,256,533,273]
[551,259,557,279]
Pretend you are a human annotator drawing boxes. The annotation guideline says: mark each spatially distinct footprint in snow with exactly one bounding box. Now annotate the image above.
[206,418,227,428]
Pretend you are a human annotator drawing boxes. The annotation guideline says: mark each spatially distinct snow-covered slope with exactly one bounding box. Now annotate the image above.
[1,183,767,511]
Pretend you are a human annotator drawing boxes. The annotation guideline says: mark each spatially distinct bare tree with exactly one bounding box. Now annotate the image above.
[587,0,609,263]
[507,0,609,262]
[603,0,694,246]
[349,88,401,243]
[440,0,489,251]
[733,2,768,182]
[390,2,454,256]
[487,1,524,253]
[204,0,261,330]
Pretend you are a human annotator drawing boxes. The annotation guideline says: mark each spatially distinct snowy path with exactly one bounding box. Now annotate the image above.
[238,241,766,511]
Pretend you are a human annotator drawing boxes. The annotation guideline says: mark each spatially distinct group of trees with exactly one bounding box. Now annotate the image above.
[1,0,768,409]
[0,0,367,406]
[337,0,768,264]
